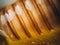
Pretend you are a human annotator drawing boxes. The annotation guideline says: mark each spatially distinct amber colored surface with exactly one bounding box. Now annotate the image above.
[0,0,60,45]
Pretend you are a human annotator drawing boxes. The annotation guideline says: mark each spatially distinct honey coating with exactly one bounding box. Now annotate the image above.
[0,12,18,41]
[0,0,60,45]
[13,1,40,38]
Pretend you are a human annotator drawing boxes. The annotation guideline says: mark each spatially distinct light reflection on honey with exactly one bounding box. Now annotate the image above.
[0,0,60,45]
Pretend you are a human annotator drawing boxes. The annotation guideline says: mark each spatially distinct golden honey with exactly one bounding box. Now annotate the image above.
[0,0,60,45]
